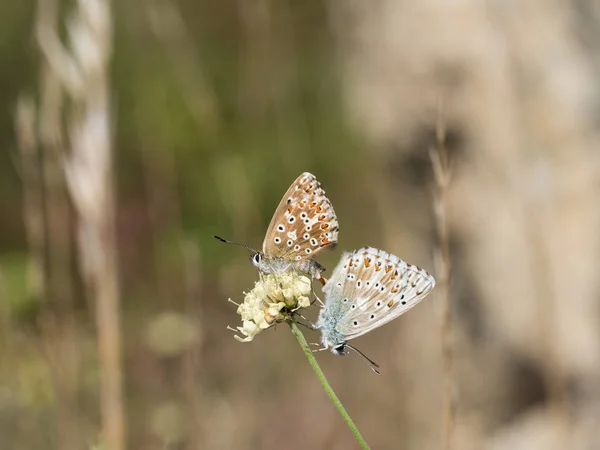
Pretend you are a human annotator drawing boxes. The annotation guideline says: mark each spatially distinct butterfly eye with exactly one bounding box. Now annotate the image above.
[252,253,262,265]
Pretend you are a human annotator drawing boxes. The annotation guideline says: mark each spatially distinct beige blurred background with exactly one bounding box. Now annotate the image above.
[2,0,600,449]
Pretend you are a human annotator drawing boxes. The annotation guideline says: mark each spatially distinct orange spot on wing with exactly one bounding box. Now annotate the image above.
[385,266,392,273]
[287,205,293,213]
[316,206,322,213]
[391,287,399,293]
[348,260,353,267]
[388,300,394,307]
[318,214,326,221]
[375,262,382,272]
[321,223,329,230]
[364,258,371,268]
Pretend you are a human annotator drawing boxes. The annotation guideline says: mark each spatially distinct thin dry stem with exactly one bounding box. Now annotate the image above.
[35,1,125,449]
[430,100,455,450]
[30,3,83,447]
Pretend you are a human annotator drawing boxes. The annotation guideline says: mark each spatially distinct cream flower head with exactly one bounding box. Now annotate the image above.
[229,272,312,342]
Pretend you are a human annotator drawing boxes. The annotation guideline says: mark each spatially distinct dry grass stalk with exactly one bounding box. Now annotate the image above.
[430,101,455,450]
[20,8,83,446]
[35,0,125,449]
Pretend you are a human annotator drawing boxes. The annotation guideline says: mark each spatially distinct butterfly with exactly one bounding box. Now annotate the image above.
[315,247,435,374]
[215,172,339,281]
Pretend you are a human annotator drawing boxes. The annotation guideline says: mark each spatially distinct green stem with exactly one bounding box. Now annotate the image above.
[289,320,370,450]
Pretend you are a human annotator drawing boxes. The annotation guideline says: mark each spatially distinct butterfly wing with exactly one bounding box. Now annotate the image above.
[322,247,435,341]
[262,172,339,260]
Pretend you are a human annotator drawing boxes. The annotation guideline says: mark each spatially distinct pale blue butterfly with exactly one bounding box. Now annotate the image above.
[315,247,436,374]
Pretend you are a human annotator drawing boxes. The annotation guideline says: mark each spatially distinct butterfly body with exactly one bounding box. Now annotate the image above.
[251,253,326,279]
[316,247,435,355]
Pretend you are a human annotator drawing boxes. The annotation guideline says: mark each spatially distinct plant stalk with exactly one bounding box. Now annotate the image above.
[289,320,370,450]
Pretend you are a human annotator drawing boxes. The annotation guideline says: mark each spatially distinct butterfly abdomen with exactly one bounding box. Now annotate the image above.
[258,257,325,279]
[316,294,349,351]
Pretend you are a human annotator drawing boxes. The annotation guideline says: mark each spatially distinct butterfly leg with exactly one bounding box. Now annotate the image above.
[293,317,316,331]
[309,341,328,352]
[294,312,315,326]
[311,293,325,307]
[310,344,328,353]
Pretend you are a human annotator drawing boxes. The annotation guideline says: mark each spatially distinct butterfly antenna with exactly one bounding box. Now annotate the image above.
[345,344,381,375]
[213,235,258,254]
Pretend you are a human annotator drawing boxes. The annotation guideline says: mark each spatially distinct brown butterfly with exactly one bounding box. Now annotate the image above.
[215,172,339,281]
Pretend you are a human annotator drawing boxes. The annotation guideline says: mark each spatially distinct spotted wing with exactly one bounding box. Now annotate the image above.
[262,172,339,260]
[322,247,435,341]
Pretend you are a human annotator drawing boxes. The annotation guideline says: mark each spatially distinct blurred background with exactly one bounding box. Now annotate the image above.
[2,0,600,449]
